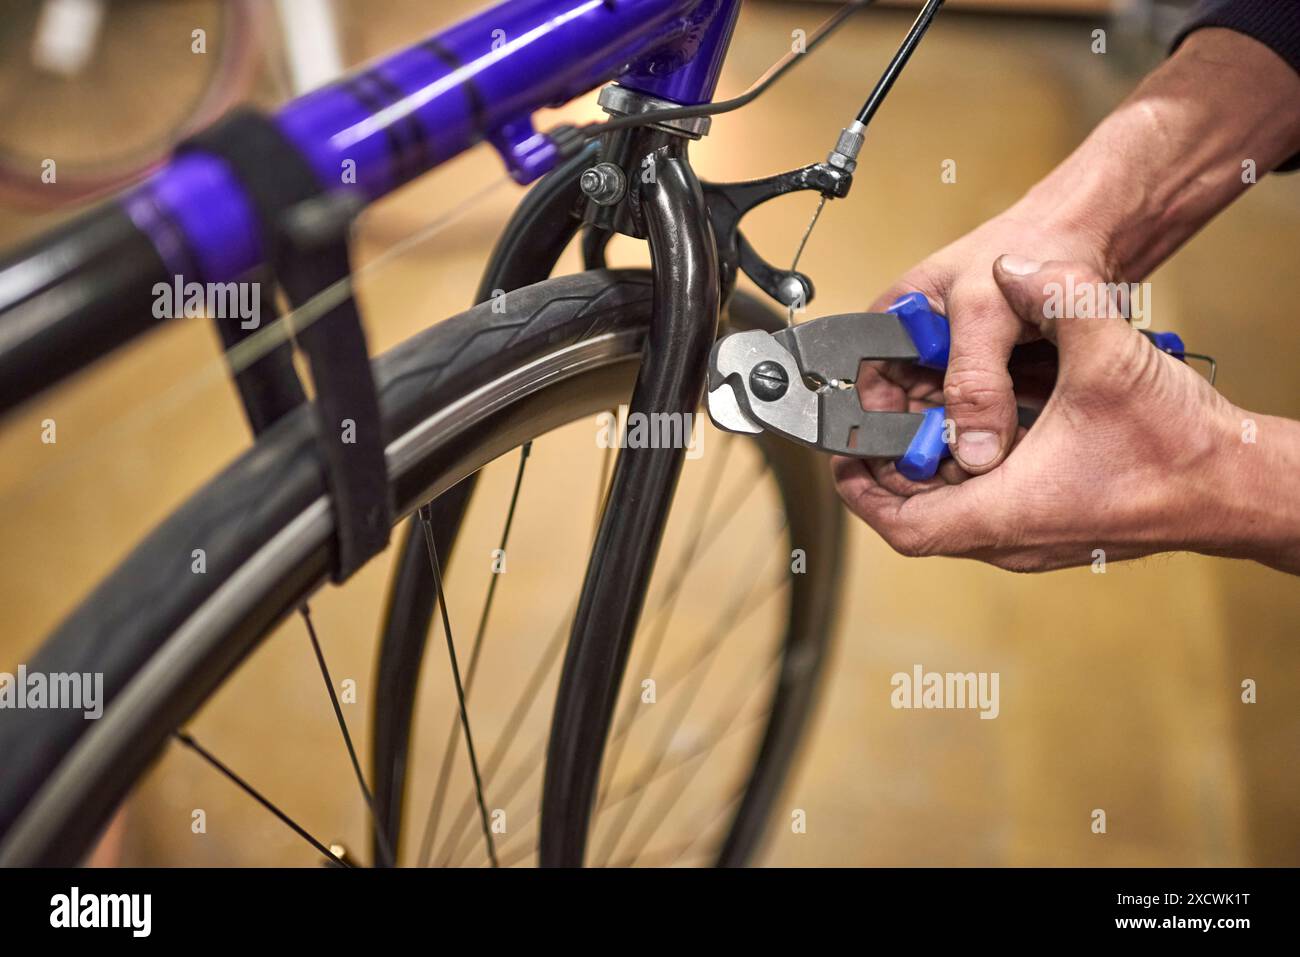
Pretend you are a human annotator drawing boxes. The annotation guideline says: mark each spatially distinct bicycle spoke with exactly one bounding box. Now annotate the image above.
[601,444,765,754]
[442,539,764,869]
[435,447,616,866]
[443,742,543,867]
[592,547,787,866]
[447,441,750,865]
[174,731,351,867]
[612,643,785,865]
[495,839,540,869]
[415,443,532,867]
[446,444,776,866]
[612,842,713,868]
[611,786,743,868]
[600,486,780,769]
[432,435,774,868]
[300,604,395,867]
[671,785,746,866]
[418,505,498,868]
[611,838,715,868]
[600,653,779,812]
[595,475,764,764]
[437,622,572,867]
[594,436,737,809]
[613,545,785,747]
[498,697,773,867]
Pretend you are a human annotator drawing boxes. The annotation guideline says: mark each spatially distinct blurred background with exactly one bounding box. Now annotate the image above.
[0,0,1296,866]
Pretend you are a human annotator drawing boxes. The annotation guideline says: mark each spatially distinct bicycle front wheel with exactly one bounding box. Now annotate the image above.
[0,268,843,866]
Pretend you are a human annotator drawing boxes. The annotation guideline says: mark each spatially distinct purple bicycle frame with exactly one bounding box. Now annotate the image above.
[121,0,742,287]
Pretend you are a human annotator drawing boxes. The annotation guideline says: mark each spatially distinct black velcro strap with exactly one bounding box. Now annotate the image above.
[179,109,391,581]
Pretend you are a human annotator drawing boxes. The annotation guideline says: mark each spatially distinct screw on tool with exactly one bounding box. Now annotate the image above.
[749,360,790,401]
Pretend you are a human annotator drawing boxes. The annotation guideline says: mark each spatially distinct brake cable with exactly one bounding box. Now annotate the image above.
[855,0,946,128]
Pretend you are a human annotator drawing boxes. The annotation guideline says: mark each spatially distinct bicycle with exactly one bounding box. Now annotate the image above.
[0,0,944,867]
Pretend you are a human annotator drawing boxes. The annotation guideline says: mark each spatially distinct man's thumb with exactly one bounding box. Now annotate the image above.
[992,255,1132,351]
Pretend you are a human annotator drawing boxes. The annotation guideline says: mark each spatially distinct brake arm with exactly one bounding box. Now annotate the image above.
[702,161,852,308]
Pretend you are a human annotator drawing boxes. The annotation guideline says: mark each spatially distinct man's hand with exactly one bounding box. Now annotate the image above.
[834,27,1300,575]
[868,216,1112,473]
[834,258,1300,574]
[871,28,1300,478]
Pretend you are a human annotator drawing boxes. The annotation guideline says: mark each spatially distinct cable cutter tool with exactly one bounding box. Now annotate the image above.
[706,293,1206,481]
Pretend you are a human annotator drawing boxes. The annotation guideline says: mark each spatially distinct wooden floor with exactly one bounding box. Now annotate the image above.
[0,1,1296,866]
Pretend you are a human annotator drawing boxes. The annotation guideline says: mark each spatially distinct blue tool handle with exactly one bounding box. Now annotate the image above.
[1142,329,1186,358]
[887,294,950,479]
[887,292,950,369]
[896,406,951,481]
[887,293,949,479]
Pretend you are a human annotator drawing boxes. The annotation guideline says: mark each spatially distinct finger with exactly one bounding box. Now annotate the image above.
[901,367,945,408]
[941,289,1022,474]
[832,455,896,520]
[855,361,907,412]
[867,273,950,314]
[870,357,944,400]
[869,452,971,489]
[834,456,994,559]
[936,456,971,486]
[865,455,946,497]
[992,256,1141,382]
[852,365,950,493]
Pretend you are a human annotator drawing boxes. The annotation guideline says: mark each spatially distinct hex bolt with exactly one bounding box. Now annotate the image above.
[749,360,790,402]
[579,162,626,206]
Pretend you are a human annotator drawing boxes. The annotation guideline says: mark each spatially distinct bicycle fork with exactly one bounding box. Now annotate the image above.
[539,134,719,866]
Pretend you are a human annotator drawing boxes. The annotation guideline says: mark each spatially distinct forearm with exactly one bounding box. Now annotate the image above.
[1013,29,1300,279]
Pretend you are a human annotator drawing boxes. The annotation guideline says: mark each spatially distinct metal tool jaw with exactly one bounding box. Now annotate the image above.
[707,295,955,480]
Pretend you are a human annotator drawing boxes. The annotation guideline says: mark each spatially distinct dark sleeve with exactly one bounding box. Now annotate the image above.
[1171,0,1300,171]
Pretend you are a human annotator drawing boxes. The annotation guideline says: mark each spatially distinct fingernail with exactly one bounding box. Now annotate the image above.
[999,255,1042,276]
[956,430,999,468]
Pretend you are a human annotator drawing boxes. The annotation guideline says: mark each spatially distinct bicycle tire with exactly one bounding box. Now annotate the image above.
[0,268,843,866]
